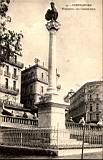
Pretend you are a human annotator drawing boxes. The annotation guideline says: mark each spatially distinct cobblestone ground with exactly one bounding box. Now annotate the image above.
[0,151,103,159]
[58,151,103,159]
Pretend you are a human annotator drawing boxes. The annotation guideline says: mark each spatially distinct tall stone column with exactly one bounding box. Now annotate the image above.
[37,3,71,155]
[46,21,60,94]
[37,3,68,130]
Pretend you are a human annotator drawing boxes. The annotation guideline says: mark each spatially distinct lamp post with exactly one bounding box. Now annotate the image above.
[81,125,85,159]
[101,122,103,159]
[79,117,85,160]
[99,110,103,160]
[102,112,103,160]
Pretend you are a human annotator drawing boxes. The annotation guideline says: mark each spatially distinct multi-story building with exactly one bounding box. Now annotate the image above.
[21,59,60,116]
[0,55,23,103]
[0,53,34,119]
[65,81,103,123]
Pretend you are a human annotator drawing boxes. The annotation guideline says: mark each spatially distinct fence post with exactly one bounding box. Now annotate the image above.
[57,124,59,149]
[81,125,85,160]
[102,126,103,159]
[21,131,22,147]
[89,125,91,144]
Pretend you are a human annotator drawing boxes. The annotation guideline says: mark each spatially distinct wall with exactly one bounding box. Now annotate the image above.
[0,62,21,103]
[69,81,103,123]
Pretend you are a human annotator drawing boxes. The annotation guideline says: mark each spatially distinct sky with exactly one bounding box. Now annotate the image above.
[7,0,102,98]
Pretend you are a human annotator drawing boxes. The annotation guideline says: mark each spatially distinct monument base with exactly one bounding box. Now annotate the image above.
[37,100,68,129]
[43,92,68,104]
[36,93,69,152]
[37,91,69,129]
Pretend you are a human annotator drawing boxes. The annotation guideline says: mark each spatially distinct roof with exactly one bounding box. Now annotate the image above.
[22,63,60,77]
[69,80,103,99]
[22,64,48,73]
[4,105,31,112]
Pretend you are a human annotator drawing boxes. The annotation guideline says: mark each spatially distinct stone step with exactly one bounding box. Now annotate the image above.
[68,138,91,147]
[69,138,88,145]
[69,139,82,145]
[57,147,102,156]
[69,138,101,148]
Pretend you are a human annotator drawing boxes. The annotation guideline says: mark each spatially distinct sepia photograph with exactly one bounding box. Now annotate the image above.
[0,0,102,159]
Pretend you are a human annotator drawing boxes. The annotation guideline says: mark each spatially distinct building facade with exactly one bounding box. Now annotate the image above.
[0,53,33,117]
[21,60,60,115]
[0,55,23,103]
[66,81,103,123]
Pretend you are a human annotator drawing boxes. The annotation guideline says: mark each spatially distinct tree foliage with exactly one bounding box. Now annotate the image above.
[0,0,23,64]
[0,0,10,17]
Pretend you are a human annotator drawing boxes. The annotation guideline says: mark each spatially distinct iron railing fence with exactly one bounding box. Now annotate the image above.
[66,122,103,144]
[12,74,18,80]
[0,127,102,149]
[0,99,23,108]
[0,115,38,128]
[4,71,11,78]
[0,84,19,95]
[0,117,103,149]
[5,59,24,69]
[0,128,58,149]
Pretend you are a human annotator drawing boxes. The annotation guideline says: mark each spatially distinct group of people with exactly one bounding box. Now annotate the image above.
[68,116,85,125]
[68,116,103,126]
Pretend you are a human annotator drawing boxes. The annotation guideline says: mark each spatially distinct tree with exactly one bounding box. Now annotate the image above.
[0,0,23,65]
[0,0,10,18]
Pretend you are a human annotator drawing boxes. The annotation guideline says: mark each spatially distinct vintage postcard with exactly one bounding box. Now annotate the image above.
[0,0,102,159]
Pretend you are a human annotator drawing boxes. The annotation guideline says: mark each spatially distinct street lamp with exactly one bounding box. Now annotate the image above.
[97,110,103,160]
[79,117,85,160]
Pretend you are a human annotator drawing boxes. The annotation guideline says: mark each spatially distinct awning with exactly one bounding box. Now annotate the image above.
[3,107,34,119]
[2,108,13,116]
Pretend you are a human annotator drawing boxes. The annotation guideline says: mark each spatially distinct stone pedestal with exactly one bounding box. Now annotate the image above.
[38,101,68,129]
[37,100,70,150]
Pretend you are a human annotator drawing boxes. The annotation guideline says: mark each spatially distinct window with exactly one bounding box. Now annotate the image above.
[14,55,17,63]
[41,73,44,80]
[13,81,16,90]
[96,94,99,98]
[47,74,48,82]
[5,65,9,74]
[90,104,92,112]
[96,114,99,122]
[96,94,99,100]
[90,113,92,122]
[41,86,43,95]
[5,78,8,89]
[96,103,99,111]
[13,96,16,102]
[14,68,17,76]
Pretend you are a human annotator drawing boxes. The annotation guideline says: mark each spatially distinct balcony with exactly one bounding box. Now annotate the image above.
[5,58,24,69]
[0,84,19,95]
[95,97,101,102]
[88,98,94,102]
[0,99,23,108]
[4,71,11,78]
[37,77,48,85]
[12,74,18,80]
[0,115,38,128]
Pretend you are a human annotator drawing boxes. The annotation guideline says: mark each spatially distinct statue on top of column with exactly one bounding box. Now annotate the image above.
[45,2,58,21]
